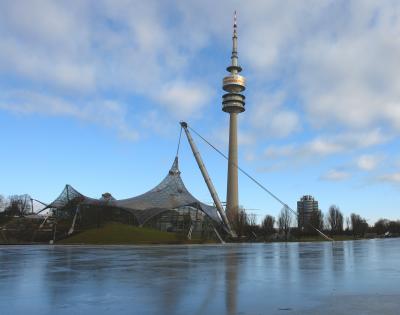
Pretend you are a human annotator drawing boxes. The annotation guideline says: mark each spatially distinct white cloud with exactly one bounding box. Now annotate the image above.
[0,1,95,92]
[0,1,216,119]
[306,129,389,156]
[0,90,139,141]
[267,2,400,133]
[320,169,351,181]
[384,103,400,131]
[307,138,343,156]
[268,110,300,137]
[139,109,184,138]
[0,0,227,143]
[222,1,400,135]
[356,154,382,171]
[157,81,213,119]
[264,145,295,159]
[244,151,256,162]
[248,92,300,139]
[264,129,389,159]
[0,0,399,154]
[377,172,400,184]
[237,130,257,146]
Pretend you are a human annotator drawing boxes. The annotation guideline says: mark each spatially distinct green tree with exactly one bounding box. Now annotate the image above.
[374,219,389,235]
[388,220,400,234]
[350,213,368,237]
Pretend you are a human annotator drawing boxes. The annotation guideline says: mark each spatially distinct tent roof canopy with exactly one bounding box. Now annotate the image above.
[44,157,223,226]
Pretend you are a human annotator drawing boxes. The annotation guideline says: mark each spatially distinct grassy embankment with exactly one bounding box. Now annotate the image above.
[59,222,216,245]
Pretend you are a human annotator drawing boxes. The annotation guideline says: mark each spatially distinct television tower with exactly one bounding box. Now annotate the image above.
[222,11,246,223]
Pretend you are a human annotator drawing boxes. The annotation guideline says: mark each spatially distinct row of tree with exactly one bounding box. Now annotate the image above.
[295,205,369,236]
[233,205,400,240]
[2,194,399,240]
[0,194,32,217]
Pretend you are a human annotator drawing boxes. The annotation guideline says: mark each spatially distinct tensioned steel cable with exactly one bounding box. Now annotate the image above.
[187,125,334,242]
[176,126,183,157]
[172,126,184,192]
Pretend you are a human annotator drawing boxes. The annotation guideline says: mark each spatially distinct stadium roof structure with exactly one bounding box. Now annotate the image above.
[43,157,223,227]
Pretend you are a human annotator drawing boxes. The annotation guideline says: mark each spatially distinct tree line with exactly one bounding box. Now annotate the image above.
[1,193,399,241]
[0,194,32,218]
[232,205,400,241]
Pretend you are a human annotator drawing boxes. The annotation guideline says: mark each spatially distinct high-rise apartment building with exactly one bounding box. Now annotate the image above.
[297,195,319,230]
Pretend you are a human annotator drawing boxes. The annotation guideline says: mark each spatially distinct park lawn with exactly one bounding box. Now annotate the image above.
[59,222,185,245]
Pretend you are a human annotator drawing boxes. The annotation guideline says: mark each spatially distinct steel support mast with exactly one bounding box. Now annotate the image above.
[180,122,236,237]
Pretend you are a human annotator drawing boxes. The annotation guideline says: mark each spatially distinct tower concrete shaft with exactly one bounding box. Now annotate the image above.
[222,12,246,222]
[226,113,239,220]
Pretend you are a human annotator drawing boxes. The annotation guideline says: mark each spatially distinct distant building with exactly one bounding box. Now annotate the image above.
[297,195,319,230]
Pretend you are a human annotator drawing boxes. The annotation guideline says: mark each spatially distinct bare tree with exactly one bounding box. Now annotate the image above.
[0,195,6,226]
[245,212,259,239]
[309,209,324,234]
[247,213,257,227]
[261,215,275,237]
[345,216,351,232]
[327,205,344,234]
[278,206,292,241]
[0,195,5,212]
[234,207,248,237]
[4,194,31,216]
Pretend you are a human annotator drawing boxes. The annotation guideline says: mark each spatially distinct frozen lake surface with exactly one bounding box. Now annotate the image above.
[0,239,399,315]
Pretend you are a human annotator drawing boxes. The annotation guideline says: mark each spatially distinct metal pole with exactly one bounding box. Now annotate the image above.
[180,121,236,237]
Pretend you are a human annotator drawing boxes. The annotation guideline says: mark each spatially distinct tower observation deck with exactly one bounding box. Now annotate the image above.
[223,12,245,223]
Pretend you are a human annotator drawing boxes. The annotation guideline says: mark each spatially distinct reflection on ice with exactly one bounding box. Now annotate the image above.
[0,239,399,315]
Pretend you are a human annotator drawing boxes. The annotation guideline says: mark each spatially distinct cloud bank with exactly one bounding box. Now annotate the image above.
[1,0,399,186]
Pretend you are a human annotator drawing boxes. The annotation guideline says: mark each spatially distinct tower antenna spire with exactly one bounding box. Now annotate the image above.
[231,11,239,71]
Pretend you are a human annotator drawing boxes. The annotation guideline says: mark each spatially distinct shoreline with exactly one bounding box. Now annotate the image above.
[1,236,398,246]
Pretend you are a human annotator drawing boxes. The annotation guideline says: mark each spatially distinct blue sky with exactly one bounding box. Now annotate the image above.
[1,0,399,223]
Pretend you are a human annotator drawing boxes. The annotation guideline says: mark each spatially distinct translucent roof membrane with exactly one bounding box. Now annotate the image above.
[45,157,223,226]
